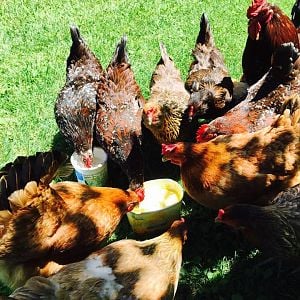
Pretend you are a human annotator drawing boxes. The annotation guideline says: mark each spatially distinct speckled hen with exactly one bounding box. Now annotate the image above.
[9,219,187,300]
[196,43,300,143]
[185,13,244,121]
[95,36,145,192]
[143,42,190,144]
[55,25,103,168]
[0,151,143,290]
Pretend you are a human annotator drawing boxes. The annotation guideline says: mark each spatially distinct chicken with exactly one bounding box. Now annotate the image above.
[55,25,103,168]
[0,151,143,289]
[196,42,300,143]
[143,42,190,144]
[9,219,187,300]
[185,13,244,121]
[215,184,300,261]
[162,107,300,210]
[95,36,145,192]
[241,0,300,86]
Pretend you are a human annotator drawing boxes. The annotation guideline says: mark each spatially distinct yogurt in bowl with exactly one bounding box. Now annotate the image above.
[127,178,184,235]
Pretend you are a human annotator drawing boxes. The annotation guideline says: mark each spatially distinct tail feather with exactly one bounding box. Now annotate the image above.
[9,276,57,299]
[0,151,68,211]
[196,13,214,46]
[110,35,129,65]
[292,0,300,28]
[159,42,172,65]
[67,25,88,69]
[273,107,300,128]
[70,25,82,45]
[8,182,38,212]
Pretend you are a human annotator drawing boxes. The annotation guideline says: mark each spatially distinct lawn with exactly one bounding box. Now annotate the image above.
[0,0,299,299]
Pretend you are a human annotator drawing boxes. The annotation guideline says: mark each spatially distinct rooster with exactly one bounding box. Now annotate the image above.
[185,13,243,122]
[143,42,190,144]
[216,184,300,261]
[9,219,187,300]
[196,42,300,143]
[241,0,300,85]
[95,36,145,192]
[0,151,143,289]
[162,107,300,210]
[55,26,103,168]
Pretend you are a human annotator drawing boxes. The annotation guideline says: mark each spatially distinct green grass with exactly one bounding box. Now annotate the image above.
[0,0,298,299]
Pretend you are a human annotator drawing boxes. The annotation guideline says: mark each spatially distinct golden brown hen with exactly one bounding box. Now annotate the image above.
[0,151,143,289]
[55,26,103,168]
[242,0,300,85]
[143,42,190,144]
[9,219,187,300]
[216,184,300,261]
[95,36,145,192]
[196,42,300,143]
[185,13,243,121]
[162,108,300,210]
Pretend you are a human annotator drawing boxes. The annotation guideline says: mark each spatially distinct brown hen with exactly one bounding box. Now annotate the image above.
[162,108,300,210]
[9,219,187,300]
[196,43,300,143]
[185,13,243,121]
[0,151,143,289]
[216,184,300,261]
[55,26,103,168]
[242,0,300,85]
[143,42,190,144]
[95,36,145,192]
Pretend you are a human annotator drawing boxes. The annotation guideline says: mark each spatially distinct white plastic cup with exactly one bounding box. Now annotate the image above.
[70,147,108,187]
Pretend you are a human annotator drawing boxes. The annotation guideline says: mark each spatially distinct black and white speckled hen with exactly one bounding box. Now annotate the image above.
[9,219,187,300]
[216,184,300,261]
[95,36,145,192]
[55,25,103,168]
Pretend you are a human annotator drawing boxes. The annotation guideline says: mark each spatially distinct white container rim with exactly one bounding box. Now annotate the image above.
[70,147,107,173]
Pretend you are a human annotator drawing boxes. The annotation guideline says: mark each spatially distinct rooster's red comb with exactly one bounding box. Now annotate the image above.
[161,144,178,155]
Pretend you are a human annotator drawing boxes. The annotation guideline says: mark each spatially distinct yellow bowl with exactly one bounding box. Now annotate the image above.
[127,179,184,235]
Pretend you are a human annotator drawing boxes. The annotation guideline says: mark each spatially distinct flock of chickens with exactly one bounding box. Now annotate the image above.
[0,0,300,298]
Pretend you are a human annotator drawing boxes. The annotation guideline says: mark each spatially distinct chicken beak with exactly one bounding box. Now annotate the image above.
[161,155,169,162]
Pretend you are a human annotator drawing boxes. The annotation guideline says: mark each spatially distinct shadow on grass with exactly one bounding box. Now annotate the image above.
[174,198,300,300]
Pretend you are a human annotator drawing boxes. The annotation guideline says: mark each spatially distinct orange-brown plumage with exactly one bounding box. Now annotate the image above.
[10,219,187,300]
[242,0,300,85]
[163,108,300,209]
[0,151,142,289]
